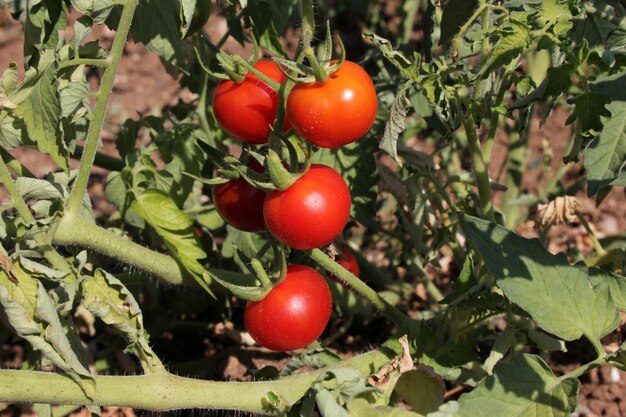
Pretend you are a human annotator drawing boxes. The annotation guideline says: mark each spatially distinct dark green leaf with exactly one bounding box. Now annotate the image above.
[478,20,530,78]
[461,214,620,342]
[566,92,611,137]
[456,354,578,417]
[439,0,479,45]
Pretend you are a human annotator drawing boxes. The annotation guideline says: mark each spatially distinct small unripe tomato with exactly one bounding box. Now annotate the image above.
[212,60,288,145]
[286,60,378,148]
[263,164,351,250]
[212,161,266,232]
[244,264,332,351]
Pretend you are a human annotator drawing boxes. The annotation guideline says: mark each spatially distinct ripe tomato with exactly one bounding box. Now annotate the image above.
[286,60,378,148]
[212,60,288,145]
[328,248,360,286]
[263,164,351,250]
[244,264,332,351]
[212,161,266,232]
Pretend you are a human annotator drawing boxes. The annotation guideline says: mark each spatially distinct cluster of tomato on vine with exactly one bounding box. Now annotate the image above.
[206,41,377,351]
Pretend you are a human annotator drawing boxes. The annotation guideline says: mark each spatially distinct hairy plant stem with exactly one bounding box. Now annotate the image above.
[576,210,607,257]
[0,348,395,412]
[66,0,138,216]
[0,153,72,275]
[310,248,409,326]
[299,0,327,81]
[463,115,495,221]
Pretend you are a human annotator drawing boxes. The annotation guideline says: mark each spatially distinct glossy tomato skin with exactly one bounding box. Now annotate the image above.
[286,60,378,148]
[263,164,351,250]
[212,161,266,232]
[212,60,288,144]
[328,248,360,286]
[244,264,332,351]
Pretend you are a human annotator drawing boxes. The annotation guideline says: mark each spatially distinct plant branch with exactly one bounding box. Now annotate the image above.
[0,153,72,275]
[0,348,395,412]
[310,248,409,326]
[66,0,138,216]
[463,115,495,221]
[58,58,109,70]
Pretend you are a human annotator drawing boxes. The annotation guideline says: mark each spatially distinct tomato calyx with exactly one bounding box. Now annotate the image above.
[265,150,310,191]
[273,23,346,84]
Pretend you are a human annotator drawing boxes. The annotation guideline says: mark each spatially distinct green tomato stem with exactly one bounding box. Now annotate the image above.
[0,348,395,412]
[463,115,495,221]
[310,248,409,326]
[66,0,138,217]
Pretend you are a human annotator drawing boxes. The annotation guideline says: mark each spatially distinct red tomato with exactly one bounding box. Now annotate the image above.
[244,264,332,351]
[328,248,360,286]
[212,161,266,232]
[286,60,378,148]
[263,164,351,250]
[212,60,288,144]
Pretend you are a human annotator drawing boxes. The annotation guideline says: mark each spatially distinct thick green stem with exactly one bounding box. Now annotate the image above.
[0,153,72,275]
[0,348,394,412]
[299,0,327,81]
[463,115,495,221]
[576,210,607,257]
[66,0,138,216]
[54,214,189,286]
[310,248,409,326]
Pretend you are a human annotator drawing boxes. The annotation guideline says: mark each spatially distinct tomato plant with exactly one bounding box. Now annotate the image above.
[244,264,332,351]
[212,60,288,144]
[184,0,211,37]
[211,161,266,233]
[286,60,378,148]
[263,164,351,250]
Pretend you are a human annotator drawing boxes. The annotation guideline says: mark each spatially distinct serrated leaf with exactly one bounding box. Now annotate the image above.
[23,1,67,65]
[19,256,68,280]
[0,63,18,110]
[461,214,620,342]
[81,269,162,371]
[16,59,69,172]
[71,0,118,24]
[380,86,412,166]
[131,189,212,294]
[439,0,479,45]
[15,177,64,200]
[565,92,611,137]
[456,354,578,417]
[128,0,187,70]
[478,20,530,78]
[0,263,94,398]
[0,111,25,149]
[584,75,626,196]
[362,33,416,74]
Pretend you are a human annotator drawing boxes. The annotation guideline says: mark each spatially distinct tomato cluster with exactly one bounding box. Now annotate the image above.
[211,59,376,350]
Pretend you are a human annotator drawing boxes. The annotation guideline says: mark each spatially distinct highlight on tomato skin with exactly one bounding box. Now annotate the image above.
[211,160,266,233]
[244,264,333,352]
[263,164,351,250]
[212,60,290,145]
[286,60,378,148]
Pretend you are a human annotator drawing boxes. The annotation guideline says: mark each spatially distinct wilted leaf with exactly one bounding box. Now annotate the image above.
[380,86,412,166]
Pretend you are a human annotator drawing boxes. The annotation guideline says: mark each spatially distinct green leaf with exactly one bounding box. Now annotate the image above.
[0,263,94,398]
[482,327,516,374]
[461,214,620,342]
[362,33,417,74]
[478,20,531,79]
[0,111,25,149]
[456,354,578,417]
[348,398,424,417]
[16,56,69,172]
[0,63,18,110]
[128,0,187,70]
[566,92,611,137]
[439,0,479,45]
[131,189,212,294]
[23,1,67,65]
[584,75,626,196]
[588,269,626,312]
[380,85,412,166]
[15,177,63,200]
[71,0,118,24]
[81,269,162,371]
